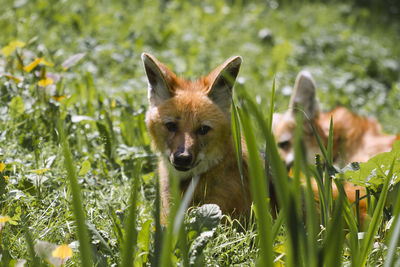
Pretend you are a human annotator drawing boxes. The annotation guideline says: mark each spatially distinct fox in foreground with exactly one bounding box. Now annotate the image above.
[142,53,251,222]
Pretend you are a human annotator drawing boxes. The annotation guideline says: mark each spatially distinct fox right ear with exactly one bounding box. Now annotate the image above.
[142,53,175,107]
[289,71,320,119]
[207,56,242,114]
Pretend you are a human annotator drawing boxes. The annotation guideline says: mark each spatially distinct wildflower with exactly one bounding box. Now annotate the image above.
[24,58,54,73]
[52,244,73,265]
[0,215,11,231]
[0,162,5,172]
[1,41,25,57]
[37,77,54,87]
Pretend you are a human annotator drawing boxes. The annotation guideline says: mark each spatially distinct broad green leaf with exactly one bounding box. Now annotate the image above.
[137,220,152,263]
[339,141,400,189]
[189,230,215,266]
[186,204,222,233]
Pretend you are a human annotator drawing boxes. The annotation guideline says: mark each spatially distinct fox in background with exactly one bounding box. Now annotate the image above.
[272,71,400,222]
[272,70,400,168]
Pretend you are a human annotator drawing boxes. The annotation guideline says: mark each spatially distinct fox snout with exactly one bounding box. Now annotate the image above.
[171,149,194,171]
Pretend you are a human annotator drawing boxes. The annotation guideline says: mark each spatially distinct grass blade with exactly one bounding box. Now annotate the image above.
[58,119,93,267]
[121,160,142,267]
[231,100,249,208]
[358,158,395,266]
[323,192,345,267]
[237,107,273,267]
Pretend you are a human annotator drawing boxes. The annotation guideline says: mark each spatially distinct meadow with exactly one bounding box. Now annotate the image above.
[1,0,400,266]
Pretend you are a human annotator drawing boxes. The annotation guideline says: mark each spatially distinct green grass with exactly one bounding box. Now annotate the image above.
[1,0,400,265]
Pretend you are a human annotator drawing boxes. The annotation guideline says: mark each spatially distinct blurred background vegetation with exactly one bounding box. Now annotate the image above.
[1,0,400,130]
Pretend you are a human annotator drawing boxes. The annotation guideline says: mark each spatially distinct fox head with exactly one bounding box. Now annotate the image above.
[142,53,242,178]
[272,71,323,167]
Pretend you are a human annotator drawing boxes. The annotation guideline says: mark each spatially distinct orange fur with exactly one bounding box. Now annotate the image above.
[318,106,398,164]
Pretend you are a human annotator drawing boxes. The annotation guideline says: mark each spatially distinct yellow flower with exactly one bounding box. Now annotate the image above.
[30,168,51,175]
[24,58,54,73]
[5,74,21,83]
[24,58,43,72]
[1,41,25,57]
[52,95,67,102]
[37,78,54,87]
[52,244,73,260]
[0,162,5,172]
[0,215,11,230]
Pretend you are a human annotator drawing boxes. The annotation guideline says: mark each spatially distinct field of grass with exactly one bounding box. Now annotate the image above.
[1,0,400,266]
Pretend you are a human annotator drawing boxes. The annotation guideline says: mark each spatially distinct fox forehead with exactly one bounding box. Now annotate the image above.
[148,91,228,128]
[273,113,296,140]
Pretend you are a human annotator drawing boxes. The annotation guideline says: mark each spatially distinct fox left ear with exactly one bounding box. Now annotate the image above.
[142,53,178,107]
[207,56,242,114]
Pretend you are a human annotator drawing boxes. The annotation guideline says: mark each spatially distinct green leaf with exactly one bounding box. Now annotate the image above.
[9,96,25,118]
[78,160,91,176]
[186,204,222,233]
[137,220,152,263]
[189,230,215,266]
[339,140,400,189]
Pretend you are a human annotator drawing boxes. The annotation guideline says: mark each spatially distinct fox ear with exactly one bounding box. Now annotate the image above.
[207,56,242,113]
[289,71,320,119]
[142,53,177,107]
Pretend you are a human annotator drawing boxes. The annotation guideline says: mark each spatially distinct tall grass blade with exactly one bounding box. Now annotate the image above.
[358,158,395,266]
[265,77,276,206]
[323,192,345,267]
[159,173,180,267]
[334,179,360,264]
[385,183,400,267]
[296,114,318,267]
[121,160,142,267]
[58,119,93,267]
[267,77,276,131]
[385,213,400,267]
[326,116,334,165]
[152,176,163,267]
[23,218,41,266]
[173,176,200,267]
[231,100,249,207]
[237,107,273,267]
[306,114,328,162]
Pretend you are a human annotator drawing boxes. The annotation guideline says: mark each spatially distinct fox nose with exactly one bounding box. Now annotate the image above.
[173,151,193,171]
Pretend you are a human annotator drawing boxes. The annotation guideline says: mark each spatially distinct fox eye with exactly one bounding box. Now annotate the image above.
[278,140,291,151]
[196,125,211,135]
[165,122,178,132]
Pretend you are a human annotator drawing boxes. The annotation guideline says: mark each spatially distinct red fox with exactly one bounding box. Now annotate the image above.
[142,53,251,222]
[272,70,400,167]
